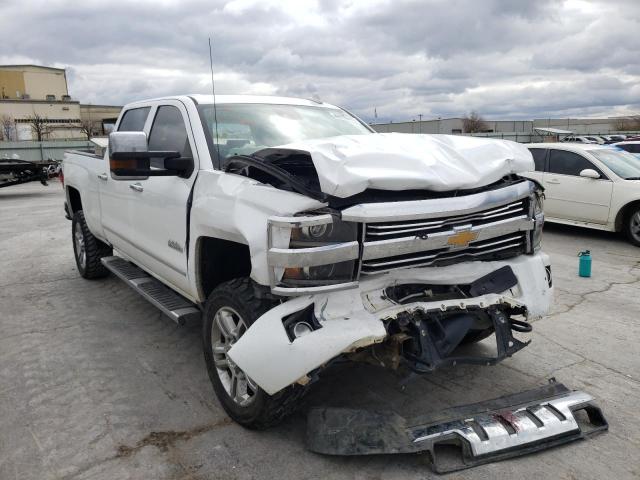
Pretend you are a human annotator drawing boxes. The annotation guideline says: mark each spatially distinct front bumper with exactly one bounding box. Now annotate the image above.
[228,252,552,395]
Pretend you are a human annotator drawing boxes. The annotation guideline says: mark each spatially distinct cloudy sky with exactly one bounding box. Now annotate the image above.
[1,0,639,122]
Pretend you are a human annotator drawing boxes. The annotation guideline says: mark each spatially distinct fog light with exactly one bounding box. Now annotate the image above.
[293,321,313,338]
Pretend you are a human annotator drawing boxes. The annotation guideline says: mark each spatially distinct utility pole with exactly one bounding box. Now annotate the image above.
[418,113,423,133]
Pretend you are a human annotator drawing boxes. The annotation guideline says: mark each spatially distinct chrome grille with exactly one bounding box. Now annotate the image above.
[365,199,528,241]
[359,193,533,276]
[361,232,527,275]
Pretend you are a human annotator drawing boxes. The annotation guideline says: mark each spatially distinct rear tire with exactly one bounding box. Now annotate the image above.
[202,278,307,429]
[72,210,112,279]
[624,207,640,247]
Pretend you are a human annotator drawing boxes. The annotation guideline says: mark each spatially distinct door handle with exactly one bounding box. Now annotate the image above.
[97,173,108,181]
[545,179,561,184]
[129,183,144,192]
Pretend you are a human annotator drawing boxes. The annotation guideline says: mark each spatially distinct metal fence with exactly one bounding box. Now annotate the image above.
[0,140,94,162]
[463,131,640,144]
[372,127,640,144]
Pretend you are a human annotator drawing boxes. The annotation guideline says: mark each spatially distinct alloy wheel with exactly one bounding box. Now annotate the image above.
[210,306,258,406]
[631,211,640,243]
[74,221,86,269]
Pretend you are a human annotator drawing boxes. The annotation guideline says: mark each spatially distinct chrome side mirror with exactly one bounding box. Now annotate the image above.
[108,132,150,179]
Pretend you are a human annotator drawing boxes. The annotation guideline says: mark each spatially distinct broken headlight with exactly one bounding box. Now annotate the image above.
[268,214,360,294]
[531,189,544,251]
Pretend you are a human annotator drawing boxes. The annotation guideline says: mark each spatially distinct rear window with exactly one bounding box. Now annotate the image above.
[118,107,150,132]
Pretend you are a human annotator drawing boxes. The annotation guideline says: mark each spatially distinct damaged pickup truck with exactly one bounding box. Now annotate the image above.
[63,95,552,432]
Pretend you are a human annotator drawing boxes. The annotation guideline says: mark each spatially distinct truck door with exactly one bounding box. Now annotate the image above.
[543,149,613,224]
[99,106,152,259]
[125,101,198,295]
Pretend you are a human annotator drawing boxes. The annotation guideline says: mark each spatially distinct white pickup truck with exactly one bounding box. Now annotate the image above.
[63,95,552,430]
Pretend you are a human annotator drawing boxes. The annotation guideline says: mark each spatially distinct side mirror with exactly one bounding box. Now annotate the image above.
[108,131,193,178]
[579,168,600,179]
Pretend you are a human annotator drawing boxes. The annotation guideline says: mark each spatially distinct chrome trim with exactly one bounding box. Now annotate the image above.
[361,235,525,273]
[341,180,534,222]
[362,216,533,261]
[365,200,525,237]
[272,282,359,297]
[269,214,333,228]
[412,390,594,457]
[268,241,359,267]
[361,240,522,275]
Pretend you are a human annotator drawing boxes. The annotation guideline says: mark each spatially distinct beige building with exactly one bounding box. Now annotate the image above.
[0,65,121,141]
[80,104,122,136]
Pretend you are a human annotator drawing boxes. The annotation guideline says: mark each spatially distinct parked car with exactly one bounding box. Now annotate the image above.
[605,134,627,143]
[600,135,626,144]
[561,135,598,144]
[526,143,640,245]
[614,141,640,156]
[584,136,606,144]
[62,95,552,431]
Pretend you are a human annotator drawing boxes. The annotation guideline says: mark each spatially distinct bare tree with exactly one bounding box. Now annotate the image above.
[1,115,14,141]
[614,115,640,131]
[462,111,489,133]
[80,119,99,140]
[25,113,52,141]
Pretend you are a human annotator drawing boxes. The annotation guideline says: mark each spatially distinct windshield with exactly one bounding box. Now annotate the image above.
[198,103,372,162]
[590,148,640,179]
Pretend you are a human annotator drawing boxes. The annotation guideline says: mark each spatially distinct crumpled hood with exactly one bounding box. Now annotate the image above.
[278,133,534,198]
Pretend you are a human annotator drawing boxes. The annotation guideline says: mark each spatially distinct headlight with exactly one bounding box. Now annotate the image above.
[268,214,359,295]
[531,189,544,251]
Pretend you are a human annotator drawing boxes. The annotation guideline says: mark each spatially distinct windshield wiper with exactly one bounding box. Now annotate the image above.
[625,177,640,180]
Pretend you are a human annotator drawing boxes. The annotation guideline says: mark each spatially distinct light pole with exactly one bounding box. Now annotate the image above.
[418,113,423,133]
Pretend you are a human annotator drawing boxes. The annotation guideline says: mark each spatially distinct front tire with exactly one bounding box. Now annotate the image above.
[202,278,306,429]
[624,207,640,247]
[72,210,112,279]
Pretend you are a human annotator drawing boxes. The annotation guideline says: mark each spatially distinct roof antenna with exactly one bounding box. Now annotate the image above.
[208,37,222,168]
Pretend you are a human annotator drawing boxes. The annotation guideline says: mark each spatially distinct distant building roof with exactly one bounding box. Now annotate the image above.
[534,127,574,135]
[0,64,66,72]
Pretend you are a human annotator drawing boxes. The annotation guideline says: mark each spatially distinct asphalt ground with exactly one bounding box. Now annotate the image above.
[1,182,639,479]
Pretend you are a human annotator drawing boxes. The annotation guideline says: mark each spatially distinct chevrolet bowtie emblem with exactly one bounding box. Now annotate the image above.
[447,230,478,248]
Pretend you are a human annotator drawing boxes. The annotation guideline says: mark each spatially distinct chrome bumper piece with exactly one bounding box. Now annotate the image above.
[306,380,607,473]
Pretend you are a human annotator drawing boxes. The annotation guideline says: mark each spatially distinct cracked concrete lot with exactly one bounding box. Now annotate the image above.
[1,182,639,480]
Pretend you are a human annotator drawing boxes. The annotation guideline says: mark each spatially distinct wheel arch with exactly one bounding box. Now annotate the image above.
[614,199,640,232]
[66,185,83,213]
[195,236,253,301]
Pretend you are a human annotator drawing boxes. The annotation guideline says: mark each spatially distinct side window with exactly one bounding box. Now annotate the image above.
[117,107,150,131]
[548,149,602,177]
[148,106,192,169]
[529,148,547,171]
[620,144,640,154]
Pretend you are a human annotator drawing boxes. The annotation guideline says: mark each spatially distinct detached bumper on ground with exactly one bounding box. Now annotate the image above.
[306,380,608,473]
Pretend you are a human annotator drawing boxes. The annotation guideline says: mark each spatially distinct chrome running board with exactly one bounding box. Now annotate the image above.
[101,256,200,325]
[306,380,608,473]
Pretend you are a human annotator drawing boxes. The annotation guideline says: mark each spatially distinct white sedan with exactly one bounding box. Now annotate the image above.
[525,143,640,246]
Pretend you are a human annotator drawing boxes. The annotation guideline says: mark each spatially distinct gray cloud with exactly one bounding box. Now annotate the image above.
[1,0,639,121]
